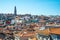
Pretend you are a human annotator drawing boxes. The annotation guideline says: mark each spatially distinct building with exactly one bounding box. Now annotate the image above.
[14,6,17,16]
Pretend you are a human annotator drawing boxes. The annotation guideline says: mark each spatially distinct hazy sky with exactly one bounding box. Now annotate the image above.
[0,0,60,15]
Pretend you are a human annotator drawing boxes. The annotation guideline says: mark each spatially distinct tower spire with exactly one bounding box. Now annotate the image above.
[14,6,17,16]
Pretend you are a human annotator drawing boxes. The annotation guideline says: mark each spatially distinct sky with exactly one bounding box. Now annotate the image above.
[0,0,60,15]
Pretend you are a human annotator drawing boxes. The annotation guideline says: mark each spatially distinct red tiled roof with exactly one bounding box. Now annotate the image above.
[50,28,60,34]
